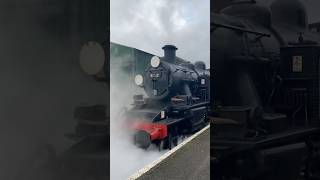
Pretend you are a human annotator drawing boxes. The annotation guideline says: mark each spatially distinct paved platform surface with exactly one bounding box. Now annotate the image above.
[136,128,210,180]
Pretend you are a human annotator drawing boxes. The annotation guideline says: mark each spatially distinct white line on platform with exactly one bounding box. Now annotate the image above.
[127,124,210,180]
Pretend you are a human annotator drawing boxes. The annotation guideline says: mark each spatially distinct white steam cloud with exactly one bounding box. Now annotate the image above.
[110,55,166,180]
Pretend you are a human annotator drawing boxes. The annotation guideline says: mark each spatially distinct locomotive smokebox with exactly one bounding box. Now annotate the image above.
[162,45,178,63]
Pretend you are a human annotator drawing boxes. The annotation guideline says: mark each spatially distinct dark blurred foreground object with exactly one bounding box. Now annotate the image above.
[3,0,109,179]
[211,0,320,179]
[57,41,108,180]
[14,40,108,180]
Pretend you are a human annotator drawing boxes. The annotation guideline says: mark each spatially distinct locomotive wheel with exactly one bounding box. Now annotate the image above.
[167,132,179,150]
[173,136,178,146]
[159,140,165,151]
[160,133,175,150]
[168,133,173,150]
[159,138,168,150]
[159,127,179,150]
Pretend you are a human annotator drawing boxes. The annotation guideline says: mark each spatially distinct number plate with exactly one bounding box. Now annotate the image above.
[150,73,161,78]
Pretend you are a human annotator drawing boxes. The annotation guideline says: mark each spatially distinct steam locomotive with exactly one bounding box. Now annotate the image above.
[212,0,320,179]
[125,45,210,150]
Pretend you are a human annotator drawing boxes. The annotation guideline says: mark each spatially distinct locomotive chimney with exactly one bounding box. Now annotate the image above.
[162,45,178,63]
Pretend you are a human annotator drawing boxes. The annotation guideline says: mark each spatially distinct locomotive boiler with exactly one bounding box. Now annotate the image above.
[125,45,210,150]
[212,0,320,179]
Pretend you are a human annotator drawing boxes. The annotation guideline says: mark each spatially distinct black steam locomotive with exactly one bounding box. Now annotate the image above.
[212,0,320,179]
[125,45,210,150]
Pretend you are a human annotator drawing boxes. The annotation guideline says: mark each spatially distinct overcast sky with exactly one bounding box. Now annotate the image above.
[110,0,210,66]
